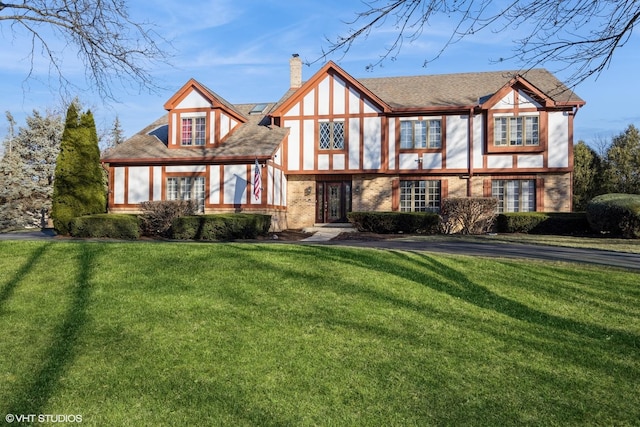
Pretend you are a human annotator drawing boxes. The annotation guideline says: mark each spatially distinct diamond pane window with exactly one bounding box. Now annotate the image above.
[318,121,344,150]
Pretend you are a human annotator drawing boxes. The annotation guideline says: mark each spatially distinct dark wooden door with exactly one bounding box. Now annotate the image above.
[316,181,351,223]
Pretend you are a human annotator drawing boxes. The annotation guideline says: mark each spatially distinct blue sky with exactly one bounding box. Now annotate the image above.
[1,0,638,148]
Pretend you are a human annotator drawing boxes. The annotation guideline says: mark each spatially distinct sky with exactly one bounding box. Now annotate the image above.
[1,0,638,149]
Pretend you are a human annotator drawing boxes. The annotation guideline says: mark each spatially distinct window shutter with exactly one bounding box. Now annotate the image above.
[536,178,545,211]
[483,179,491,197]
[392,178,400,211]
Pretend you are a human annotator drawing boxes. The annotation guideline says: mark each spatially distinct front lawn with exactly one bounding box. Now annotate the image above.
[1,241,638,425]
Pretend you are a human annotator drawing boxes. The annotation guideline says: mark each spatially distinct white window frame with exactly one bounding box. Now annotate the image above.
[167,176,205,212]
[492,179,536,212]
[319,120,345,150]
[181,116,206,146]
[400,119,442,149]
[400,180,441,213]
[494,115,539,147]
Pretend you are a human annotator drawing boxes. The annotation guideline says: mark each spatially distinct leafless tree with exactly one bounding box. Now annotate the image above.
[319,0,639,87]
[0,0,170,99]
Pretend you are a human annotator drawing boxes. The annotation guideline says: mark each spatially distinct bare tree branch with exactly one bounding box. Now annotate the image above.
[0,0,172,100]
[317,0,639,87]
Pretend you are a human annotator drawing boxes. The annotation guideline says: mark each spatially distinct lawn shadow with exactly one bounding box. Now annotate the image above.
[290,245,639,368]
[0,243,52,314]
[5,243,100,417]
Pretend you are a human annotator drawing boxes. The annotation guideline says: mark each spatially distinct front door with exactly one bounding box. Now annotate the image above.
[316,180,351,223]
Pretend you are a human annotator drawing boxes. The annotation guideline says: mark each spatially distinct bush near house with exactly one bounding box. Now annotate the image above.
[586,193,640,238]
[348,212,440,234]
[69,214,140,239]
[497,212,590,235]
[139,200,196,237]
[171,214,272,240]
[439,197,498,235]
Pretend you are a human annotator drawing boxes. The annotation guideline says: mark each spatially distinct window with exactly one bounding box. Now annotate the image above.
[492,179,535,212]
[319,121,344,150]
[400,180,441,213]
[494,116,539,146]
[167,176,205,212]
[181,117,206,146]
[400,119,441,149]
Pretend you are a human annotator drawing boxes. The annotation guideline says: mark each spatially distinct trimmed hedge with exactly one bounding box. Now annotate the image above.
[69,214,140,239]
[586,193,640,238]
[348,211,439,234]
[496,212,590,235]
[171,214,272,240]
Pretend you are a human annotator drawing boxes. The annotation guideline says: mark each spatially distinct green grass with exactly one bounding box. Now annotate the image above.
[0,241,638,426]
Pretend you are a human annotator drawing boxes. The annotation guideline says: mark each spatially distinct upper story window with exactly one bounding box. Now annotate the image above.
[400,119,441,149]
[494,116,539,146]
[181,116,206,146]
[319,121,344,150]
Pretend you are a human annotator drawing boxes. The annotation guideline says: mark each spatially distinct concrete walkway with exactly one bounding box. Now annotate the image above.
[301,224,357,242]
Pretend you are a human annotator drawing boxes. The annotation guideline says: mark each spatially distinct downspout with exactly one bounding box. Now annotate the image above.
[467,107,474,197]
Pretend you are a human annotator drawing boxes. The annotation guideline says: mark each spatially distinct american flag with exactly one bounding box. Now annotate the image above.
[253,159,261,201]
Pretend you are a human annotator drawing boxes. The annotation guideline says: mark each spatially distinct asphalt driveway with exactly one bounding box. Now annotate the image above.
[1,229,639,272]
[315,238,640,272]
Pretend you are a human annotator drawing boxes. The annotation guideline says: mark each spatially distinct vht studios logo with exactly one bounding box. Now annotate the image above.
[5,414,83,423]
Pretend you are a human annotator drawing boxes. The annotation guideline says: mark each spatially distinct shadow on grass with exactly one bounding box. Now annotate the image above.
[0,243,52,313]
[238,244,639,363]
[5,243,99,417]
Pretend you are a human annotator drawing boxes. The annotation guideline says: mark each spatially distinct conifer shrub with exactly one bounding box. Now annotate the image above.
[69,214,140,239]
[347,212,439,234]
[51,103,106,235]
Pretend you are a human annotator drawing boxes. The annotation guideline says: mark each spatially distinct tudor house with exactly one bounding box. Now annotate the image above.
[101,56,585,230]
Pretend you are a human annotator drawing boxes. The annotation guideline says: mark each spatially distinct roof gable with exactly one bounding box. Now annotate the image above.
[271,61,391,117]
[164,78,248,123]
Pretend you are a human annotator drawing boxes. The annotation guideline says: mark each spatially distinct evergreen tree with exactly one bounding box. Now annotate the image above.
[102,115,126,152]
[603,125,640,194]
[0,110,63,229]
[51,103,106,234]
[573,141,603,211]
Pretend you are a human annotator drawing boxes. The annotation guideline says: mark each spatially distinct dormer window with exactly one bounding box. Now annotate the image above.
[181,116,206,146]
[494,116,539,146]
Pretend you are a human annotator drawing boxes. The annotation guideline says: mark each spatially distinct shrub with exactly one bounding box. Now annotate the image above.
[347,212,439,234]
[139,200,195,237]
[171,214,272,240]
[439,198,497,235]
[51,104,106,235]
[69,214,140,239]
[586,193,640,238]
[496,212,591,235]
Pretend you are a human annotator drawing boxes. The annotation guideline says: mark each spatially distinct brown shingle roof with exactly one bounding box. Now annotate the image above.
[102,103,288,164]
[358,68,584,108]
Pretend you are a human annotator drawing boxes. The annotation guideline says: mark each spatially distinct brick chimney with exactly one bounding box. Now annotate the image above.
[290,54,302,89]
